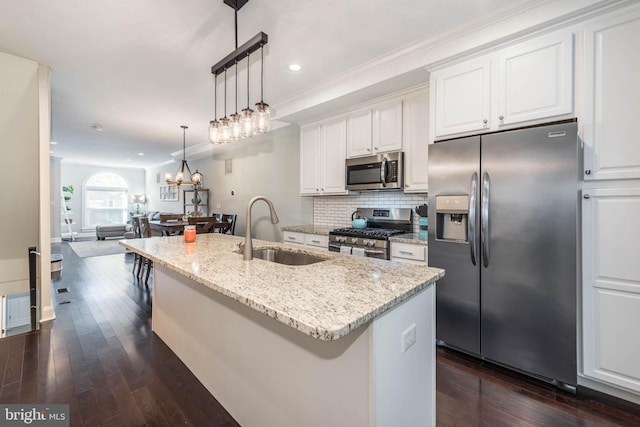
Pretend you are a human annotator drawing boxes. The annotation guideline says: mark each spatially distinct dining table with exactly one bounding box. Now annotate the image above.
[149,219,233,236]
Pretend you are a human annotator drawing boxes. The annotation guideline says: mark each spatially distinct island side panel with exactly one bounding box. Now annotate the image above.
[372,284,436,427]
[152,265,372,427]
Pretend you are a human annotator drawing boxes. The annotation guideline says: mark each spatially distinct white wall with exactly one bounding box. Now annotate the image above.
[59,163,146,234]
[0,50,53,322]
[147,124,313,242]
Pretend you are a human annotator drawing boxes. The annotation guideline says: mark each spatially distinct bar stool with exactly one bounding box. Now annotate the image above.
[139,217,153,286]
[130,216,143,278]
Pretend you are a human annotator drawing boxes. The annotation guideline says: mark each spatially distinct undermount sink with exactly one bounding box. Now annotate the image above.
[250,247,329,266]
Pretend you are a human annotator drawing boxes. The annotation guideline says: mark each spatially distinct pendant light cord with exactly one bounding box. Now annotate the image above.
[246,52,250,108]
[214,75,217,120]
[224,69,227,117]
[260,45,264,102]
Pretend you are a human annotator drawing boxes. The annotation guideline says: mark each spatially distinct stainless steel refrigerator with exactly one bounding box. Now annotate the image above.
[427,121,579,391]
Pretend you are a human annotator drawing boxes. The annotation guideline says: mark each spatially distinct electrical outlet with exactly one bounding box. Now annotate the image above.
[216,202,221,209]
[401,324,416,352]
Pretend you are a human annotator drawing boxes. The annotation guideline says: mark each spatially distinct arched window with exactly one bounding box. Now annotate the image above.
[83,172,128,229]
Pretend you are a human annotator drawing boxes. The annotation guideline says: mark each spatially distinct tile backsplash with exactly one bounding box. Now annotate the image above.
[314,192,428,234]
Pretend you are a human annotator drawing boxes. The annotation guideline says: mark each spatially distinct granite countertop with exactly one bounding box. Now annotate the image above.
[389,233,428,245]
[120,234,443,341]
[280,224,333,235]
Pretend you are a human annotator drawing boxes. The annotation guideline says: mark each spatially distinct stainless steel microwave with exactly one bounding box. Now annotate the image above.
[345,151,404,191]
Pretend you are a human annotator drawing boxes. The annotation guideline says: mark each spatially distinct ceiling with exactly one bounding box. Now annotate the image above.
[0,0,540,169]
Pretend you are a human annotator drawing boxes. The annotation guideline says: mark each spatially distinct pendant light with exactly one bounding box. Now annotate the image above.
[165,126,203,187]
[254,44,270,134]
[209,74,221,144]
[240,51,255,137]
[230,61,242,140]
[209,0,269,144]
[219,69,231,144]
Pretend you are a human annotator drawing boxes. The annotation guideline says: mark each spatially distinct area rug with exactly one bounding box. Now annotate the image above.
[68,239,128,258]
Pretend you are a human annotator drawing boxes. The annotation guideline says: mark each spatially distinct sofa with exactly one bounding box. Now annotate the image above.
[96,223,132,240]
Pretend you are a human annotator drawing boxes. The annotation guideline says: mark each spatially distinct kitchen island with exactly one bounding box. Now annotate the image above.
[121,233,444,427]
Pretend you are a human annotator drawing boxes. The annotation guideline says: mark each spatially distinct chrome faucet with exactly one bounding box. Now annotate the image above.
[244,196,280,260]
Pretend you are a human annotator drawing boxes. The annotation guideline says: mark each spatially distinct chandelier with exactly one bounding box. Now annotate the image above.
[209,0,270,145]
[165,126,203,187]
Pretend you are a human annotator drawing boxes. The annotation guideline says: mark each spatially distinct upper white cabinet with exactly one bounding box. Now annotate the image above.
[432,57,491,137]
[347,100,403,158]
[403,87,430,193]
[583,11,640,181]
[431,31,574,139]
[300,116,348,196]
[582,187,640,393]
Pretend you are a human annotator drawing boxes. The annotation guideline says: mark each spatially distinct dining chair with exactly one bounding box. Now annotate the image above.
[188,216,217,234]
[159,213,183,222]
[219,214,237,235]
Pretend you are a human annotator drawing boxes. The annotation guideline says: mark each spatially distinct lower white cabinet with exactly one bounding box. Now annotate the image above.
[582,187,640,394]
[390,242,428,266]
[283,231,328,251]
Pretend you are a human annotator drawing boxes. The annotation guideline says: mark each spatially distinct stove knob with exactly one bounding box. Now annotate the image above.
[367,240,376,247]
[351,238,358,244]
[337,236,346,243]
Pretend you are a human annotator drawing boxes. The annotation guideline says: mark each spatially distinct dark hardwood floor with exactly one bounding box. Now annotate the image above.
[0,238,639,426]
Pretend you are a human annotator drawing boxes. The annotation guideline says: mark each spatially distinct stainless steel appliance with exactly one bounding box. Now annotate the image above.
[329,208,411,259]
[345,151,403,191]
[428,121,579,391]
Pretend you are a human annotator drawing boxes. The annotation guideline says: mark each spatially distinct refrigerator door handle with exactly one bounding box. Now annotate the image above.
[468,172,478,266]
[481,172,491,268]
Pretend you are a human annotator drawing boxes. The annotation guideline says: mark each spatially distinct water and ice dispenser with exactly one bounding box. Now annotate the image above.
[435,195,469,242]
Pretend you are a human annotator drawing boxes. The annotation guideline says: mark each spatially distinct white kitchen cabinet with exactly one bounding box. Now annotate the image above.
[403,87,430,193]
[583,11,640,181]
[496,31,573,127]
[283,231,305,246]
[431,30,574,140]
[432,57,491,137]
[347,100,403,158]
[283,231,328,251]
[304,234,329,251]
[300,116,348,196]
[582,187,640,393]
[390,241,428,266]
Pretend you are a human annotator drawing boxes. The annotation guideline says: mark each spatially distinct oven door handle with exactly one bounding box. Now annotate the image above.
[364,248,386,256]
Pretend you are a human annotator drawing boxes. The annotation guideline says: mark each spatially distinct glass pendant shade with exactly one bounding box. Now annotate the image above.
[254,102,270,133]
[240,107,255,137]
[219,117,231,143]
[191,169,203,186]
[230,113,242,141]
[209,120,221,144]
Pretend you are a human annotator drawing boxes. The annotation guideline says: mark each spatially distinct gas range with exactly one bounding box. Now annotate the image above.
[329,208,412,260]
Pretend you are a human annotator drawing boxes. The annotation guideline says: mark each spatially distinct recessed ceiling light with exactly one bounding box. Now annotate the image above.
[50,141,57,145]
[91,124,103,131]
[137,152,144,156]
[288,64,301,72]
[126,158,132,162]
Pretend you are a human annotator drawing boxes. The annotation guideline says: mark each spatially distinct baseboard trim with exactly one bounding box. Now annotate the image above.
[51,237,62,243]
[40,305,56,323]
[578,384,640,417]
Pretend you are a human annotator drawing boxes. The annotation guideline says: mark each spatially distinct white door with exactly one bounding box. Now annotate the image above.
[300,124,321,195]
[497,31,574,127]
[321,116,348,195]
[582,187,640,393]
[432,57,491,138]
[583,11,640,181]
